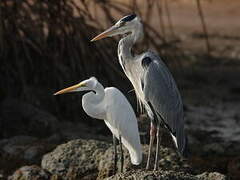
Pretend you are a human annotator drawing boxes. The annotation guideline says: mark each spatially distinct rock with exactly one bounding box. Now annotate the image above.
[196,172,227,180]
[0,149,22,176]
[0,98,59,138]
[0,135,56,177]
[41,139,110,179]
[0,135,55,164]
[2,136,38,157]
[202,143,225,155]
[227,157,240,179]
[185,103,240,144]
[24,146,45,162]
[2,135,38,146]
[97,145,137,179]
[45,133,63,144]
[108,170,227,180]
[107,169,198,180]
[8,165,51,180]
[98,145,190,179]
[0,117,3,139]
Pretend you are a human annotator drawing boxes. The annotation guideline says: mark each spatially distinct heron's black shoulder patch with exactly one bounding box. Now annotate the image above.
[121,14,136,22]
[142,56,152,68]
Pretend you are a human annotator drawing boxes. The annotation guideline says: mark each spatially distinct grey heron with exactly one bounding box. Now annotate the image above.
[54,77,142,173]
[91,14,188,170]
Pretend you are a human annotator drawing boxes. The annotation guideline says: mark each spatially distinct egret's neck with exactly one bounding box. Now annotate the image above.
[85,83,104,104]
[82,83,105,119]
[118,24,143,61]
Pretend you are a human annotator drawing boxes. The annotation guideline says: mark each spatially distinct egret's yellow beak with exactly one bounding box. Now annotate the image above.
[91,26,117,42]
[54,82,86,95]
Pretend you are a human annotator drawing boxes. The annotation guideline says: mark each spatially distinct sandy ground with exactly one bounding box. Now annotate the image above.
[164,0,240,55]
[94,0,240,56]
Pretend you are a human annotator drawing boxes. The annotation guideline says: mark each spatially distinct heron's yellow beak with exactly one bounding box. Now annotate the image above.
[91,26,117,42]
[54,82,86,95]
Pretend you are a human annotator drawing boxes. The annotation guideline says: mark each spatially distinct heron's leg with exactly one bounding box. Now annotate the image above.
[119,135,124,173]
[154,125,162,171]
[146,122,156,170]
[113,135,118,174]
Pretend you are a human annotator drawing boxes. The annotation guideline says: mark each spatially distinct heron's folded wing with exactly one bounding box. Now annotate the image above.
[142,54,186,154]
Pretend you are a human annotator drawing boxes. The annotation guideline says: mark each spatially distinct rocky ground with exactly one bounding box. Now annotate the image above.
[0,89,239,179]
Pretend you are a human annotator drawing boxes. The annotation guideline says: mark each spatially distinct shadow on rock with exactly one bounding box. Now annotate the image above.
[0,98,59,138]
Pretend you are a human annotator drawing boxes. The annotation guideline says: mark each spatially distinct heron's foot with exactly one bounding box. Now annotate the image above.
[145,163,150,170]
[153,164,159,171]
[146,123,156,170]
[119,136,124,173]
[153,126,161,171]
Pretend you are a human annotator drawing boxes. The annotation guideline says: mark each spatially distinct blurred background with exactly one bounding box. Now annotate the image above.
[0,0,240,179]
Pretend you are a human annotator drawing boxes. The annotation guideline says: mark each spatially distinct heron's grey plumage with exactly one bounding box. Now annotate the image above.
[142,52,187,155]
[116,15,187,156]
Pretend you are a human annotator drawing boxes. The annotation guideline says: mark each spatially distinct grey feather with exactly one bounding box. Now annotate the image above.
[142,52,187,156]
[115,15,188,157]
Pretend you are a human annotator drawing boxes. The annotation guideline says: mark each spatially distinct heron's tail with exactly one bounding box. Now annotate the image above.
[175,130,190,158]
[182,135,190,158]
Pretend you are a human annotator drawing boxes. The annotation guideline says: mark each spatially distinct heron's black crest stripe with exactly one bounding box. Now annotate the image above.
[121,14,136,22]
[142,57,152,68]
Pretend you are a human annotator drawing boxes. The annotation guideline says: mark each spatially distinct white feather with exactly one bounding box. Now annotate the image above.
[104,87,142,165]
[81,79,142,165]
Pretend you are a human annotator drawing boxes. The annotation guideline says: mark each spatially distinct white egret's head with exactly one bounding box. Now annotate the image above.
[54,77,98,95]
[91,14,142,41]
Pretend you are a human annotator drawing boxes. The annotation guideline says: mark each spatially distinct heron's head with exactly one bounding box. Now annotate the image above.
[54,77,98,95]
[91,14,142,41]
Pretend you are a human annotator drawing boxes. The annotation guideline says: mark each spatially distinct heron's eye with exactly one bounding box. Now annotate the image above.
[119,21,126,27]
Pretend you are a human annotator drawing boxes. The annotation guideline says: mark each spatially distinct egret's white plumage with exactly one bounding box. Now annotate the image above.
[54,77,142,165]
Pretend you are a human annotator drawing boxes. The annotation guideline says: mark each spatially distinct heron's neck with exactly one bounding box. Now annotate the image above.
[118,35,134,60]
[118,25,143,61]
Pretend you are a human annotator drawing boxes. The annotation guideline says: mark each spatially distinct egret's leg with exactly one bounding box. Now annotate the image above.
[119,135,124,173]
[146,123,156,170]
[154,125,162,171]
[113,135,118,174]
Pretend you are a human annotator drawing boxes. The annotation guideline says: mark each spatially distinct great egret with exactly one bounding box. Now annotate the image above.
[54,77,142,173]
[91,14,188,170]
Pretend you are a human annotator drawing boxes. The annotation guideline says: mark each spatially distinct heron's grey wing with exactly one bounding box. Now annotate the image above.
[141,52,187,156]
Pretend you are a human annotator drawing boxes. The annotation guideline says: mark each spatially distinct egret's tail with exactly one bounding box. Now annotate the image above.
[121,137,142,165]
[129,148,142,165]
